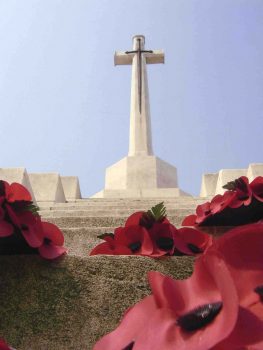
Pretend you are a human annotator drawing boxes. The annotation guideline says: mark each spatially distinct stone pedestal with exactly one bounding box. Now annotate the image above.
[92,156,190,198]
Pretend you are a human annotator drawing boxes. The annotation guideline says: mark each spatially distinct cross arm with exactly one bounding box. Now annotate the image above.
[145,50,165,64]
[114,51,134,65]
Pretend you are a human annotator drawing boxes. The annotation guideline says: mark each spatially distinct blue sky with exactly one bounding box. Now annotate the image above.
[0,0,262,197]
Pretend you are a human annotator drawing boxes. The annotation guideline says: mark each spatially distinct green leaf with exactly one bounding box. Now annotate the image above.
[97,233,114,240]
[147,202,167,222]
[222,180,237,191]
[25,203,40,215]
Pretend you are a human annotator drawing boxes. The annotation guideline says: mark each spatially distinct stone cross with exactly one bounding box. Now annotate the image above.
[114,35,164,156]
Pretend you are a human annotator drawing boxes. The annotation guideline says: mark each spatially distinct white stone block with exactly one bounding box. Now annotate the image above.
[0,167,36,202]
[200,173,218,197]
[61,176,82,201]
[105,156,178,191]
[29,173,66,203]
[247,163,263,181]
[215,169,247,195]
[92,155,190,198]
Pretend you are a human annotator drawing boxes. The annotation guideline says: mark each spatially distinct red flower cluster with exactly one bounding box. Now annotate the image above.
[183,176,263,227]
[93,222,263,350]
[90,203,212,257]
[0,180,66,259]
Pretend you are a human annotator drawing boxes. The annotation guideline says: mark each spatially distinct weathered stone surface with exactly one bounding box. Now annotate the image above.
[29,173,66,203]
[61,176,82,201]
[200,173,218,197]
[40,208,194,218]
[0,255,194,350]
[247,163,263,180]
[43,214,189,229]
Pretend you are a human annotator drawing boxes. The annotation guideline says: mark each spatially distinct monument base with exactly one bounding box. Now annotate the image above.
[91,187,190,198]
[91,155,191,198]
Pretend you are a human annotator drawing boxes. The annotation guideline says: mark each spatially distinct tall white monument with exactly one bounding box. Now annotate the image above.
[92,35,189,198]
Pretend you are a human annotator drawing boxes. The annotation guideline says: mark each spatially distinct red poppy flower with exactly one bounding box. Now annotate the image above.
[176,227,213,255]
[181,202,212,227]
[210,191,236,214]
[90,226,154,256]
[226,176,253,208]
[4,182,32,203]
[90,234,131,255]
[15,211,43,248]
[250,176,263,203]
[195,201,212,224]
[209,223,263,347]
[114,225,154,256]
[181,213,197,226]
[93,252,239,350]
[147,222,181,256]
[125,211,170,229]
[38,222,66,259]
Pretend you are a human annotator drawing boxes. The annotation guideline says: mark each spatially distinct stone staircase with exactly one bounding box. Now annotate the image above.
[0,197,205,350]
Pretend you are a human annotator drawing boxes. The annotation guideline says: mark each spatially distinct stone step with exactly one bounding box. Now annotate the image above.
[0,255,194,350]
[39,208,195,218]
[43,214,188,228]
[63,227,103,257]
[39,204,199,211]
[38,197,205,209]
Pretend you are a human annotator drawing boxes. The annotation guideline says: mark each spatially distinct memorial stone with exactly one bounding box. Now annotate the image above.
[92,35,189,198]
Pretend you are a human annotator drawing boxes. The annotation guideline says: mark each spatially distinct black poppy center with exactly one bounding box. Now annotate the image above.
[238,194,249,200]
[122,341,135,350]
[187,243,203,254]
[129,241,141,253]
[44,238,52,245]
[177,302,222,332]
[255,285,263,301]
[156,237,174,251]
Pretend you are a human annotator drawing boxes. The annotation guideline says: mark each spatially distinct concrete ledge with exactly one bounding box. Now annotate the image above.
[0,255,194,350]
[29,173,66,203]
[61,176,82,201]
[43,214,190,229]
[200,163,263,197]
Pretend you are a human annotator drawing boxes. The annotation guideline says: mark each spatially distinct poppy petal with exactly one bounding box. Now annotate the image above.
[93,296,156,350]
[0,220,14,237]
[6,182,32,202]
[41,222,64,245]
[38,244,67,259]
